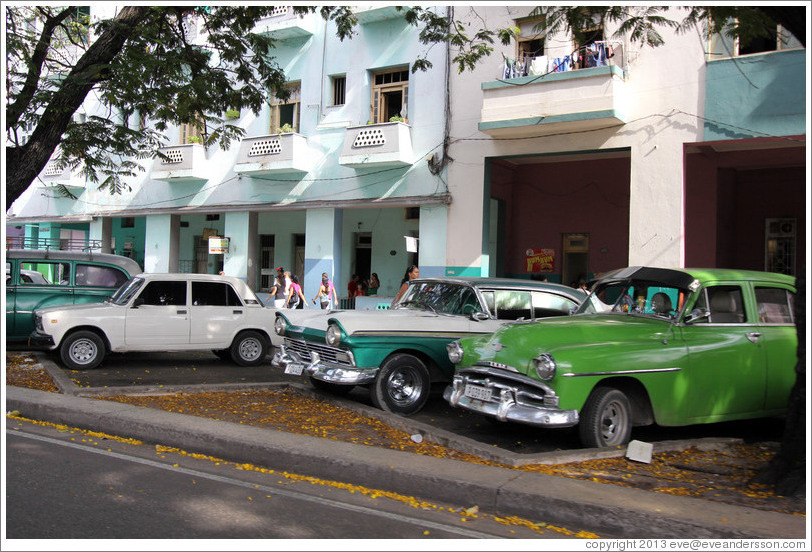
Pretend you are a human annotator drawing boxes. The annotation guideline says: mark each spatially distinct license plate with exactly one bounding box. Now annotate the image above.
[284,363,305,376]
[464,383,492,401]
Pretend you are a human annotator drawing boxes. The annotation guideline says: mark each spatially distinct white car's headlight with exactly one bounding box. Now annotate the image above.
[533,353,556,381]
[326,324,341,346]
[274,316,287,336]
[446,340,464,365]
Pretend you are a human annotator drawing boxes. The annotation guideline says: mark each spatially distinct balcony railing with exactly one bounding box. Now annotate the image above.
[339,122,414,169]
[151,144,209,183]
[255,7,315,40]
[234,133,312,177]
[38,160,86,192]
[353,6,404,24]
[6,236,102,251]
[480,43,629,138]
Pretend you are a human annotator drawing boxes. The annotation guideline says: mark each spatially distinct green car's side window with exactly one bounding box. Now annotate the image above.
[20,262,69,286]
[755,287,795,324]
[694,285,746,324]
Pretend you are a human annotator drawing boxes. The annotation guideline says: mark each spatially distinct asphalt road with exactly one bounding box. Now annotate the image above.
[5,418,576,540]
[12,344,786,455]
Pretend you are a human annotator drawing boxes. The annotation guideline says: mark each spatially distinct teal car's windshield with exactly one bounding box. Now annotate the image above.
[577,279,689,319]
[109,276,145,305]
[396,281,482,316]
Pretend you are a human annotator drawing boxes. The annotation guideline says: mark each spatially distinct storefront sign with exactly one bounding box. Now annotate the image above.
[526,248,554,272]
[209,237,230,254]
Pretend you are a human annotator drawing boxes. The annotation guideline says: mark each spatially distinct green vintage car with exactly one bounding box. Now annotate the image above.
[444,267,797,448]
[272,277,586,415]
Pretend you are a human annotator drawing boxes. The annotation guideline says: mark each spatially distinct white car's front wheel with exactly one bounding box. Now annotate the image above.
[60,330,106,370]
[230,331,269,366]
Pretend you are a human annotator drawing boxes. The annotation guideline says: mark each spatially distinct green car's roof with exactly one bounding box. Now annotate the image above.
[594,266,795,289]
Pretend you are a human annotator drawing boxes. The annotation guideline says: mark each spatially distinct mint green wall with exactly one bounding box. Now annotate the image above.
[704,49,806,141]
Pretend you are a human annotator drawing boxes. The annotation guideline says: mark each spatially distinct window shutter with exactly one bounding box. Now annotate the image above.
[372,90,380,123]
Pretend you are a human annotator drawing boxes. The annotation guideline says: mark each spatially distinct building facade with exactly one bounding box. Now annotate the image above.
[6,6,808,297]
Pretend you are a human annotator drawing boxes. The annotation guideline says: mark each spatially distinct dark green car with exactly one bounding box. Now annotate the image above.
[272,277,586,415]
[6,249,142,341]
[444,267,797,448]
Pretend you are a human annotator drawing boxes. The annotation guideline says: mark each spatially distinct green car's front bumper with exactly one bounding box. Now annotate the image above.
[444,366,578,428]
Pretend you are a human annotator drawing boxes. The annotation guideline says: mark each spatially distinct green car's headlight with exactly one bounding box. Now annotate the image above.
[274,316,287,336]
[533,353,556,381]
[446,340,464,365]
[326,324,341,346]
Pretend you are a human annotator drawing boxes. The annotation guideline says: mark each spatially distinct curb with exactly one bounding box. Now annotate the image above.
[6,385,806,539]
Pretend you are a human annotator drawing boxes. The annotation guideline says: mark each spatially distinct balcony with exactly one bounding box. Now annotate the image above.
[353,6,404,24]
[151,144,209,183]
[255,7,315,40]
[234,133,312,177]
[38,160,85,193]
[479,64,630,138]
[339,122,414,169]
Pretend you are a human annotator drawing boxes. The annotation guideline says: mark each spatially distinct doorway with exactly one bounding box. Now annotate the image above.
[562,233,589,287]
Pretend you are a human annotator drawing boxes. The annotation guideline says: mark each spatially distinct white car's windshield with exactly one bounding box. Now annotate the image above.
[577,279,688,320]
[109,277,145,305]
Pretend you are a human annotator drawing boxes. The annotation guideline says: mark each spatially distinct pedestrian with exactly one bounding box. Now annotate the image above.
[367,272,380,296]
[270,274,287,308]
[313,272,338,309]
[577,278,588,293]
[285,275,307,309]
[392,264,419,306]
[347,274,359,297]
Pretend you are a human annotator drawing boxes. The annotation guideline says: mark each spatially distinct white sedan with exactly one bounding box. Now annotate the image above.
[30,273,279,369]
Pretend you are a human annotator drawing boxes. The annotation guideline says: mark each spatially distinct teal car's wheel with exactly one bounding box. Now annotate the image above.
[60,330,105,370]
[309,377,355,396]
[229,331,268,366]
[579,387,632,448]
[370,354,430,415]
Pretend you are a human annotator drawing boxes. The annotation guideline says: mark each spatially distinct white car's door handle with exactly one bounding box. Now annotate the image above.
[177,309,187,315]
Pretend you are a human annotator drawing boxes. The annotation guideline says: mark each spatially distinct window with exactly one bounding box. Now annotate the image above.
[180,120,204,144]
[709,23,802,59]
[332,75,346,106]
[192,281,242,307]
[20,262,70,285]
[270,82,301,133]
[694,286,746,324]
[75,265,130,288]
[121,217,135,228]
[755,288,795,324]
[532,292,578,318]
[491,290,532,321]
[137,281,187,306]
[765,218,796,276]
[516,17,545,60]
[371,67,409,123]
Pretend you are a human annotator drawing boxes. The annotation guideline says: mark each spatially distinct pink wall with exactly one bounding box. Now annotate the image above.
[491,157,631,279]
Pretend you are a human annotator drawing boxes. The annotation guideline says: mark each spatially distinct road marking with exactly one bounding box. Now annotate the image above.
[9,428,506,539]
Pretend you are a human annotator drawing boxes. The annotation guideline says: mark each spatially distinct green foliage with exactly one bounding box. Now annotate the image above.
[225,109,241,119]
[277,123,294,134]
[389,116,405,123]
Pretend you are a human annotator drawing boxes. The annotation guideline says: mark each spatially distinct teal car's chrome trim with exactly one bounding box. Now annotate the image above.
[561,367,682,377]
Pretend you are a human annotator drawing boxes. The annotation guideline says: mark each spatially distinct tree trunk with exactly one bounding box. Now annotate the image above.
[753,269,806,496]
[5,6,151,206]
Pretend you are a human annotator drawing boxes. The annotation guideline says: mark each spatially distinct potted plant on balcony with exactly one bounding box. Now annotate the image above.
[389,115,406,123]
[277,123,294,134]
[187,136,203,144]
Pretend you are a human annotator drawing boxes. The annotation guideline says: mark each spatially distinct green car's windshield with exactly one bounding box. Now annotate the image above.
[109,276,145,305]
[395,281,482,316]
[576,279,689,319]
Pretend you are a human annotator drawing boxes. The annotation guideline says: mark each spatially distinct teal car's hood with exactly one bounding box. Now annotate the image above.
[461,313,676,376]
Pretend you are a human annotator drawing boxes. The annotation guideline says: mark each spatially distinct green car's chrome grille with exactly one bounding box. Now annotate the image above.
[284,338,353,366]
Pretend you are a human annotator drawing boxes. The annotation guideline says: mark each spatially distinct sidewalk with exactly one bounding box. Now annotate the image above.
[6,378,806,539]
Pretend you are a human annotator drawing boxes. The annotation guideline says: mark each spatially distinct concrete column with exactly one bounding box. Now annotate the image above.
[418,205,448,278]
[88,217,113,253]
[304,208,343,300]
[37,223,61,250]
[144,214,180,272]
[223,211,259,288]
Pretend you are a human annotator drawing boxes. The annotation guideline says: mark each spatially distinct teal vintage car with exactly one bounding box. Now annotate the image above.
[444,267,797,448]
[272,277,586,415]
[6,249,142,341]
